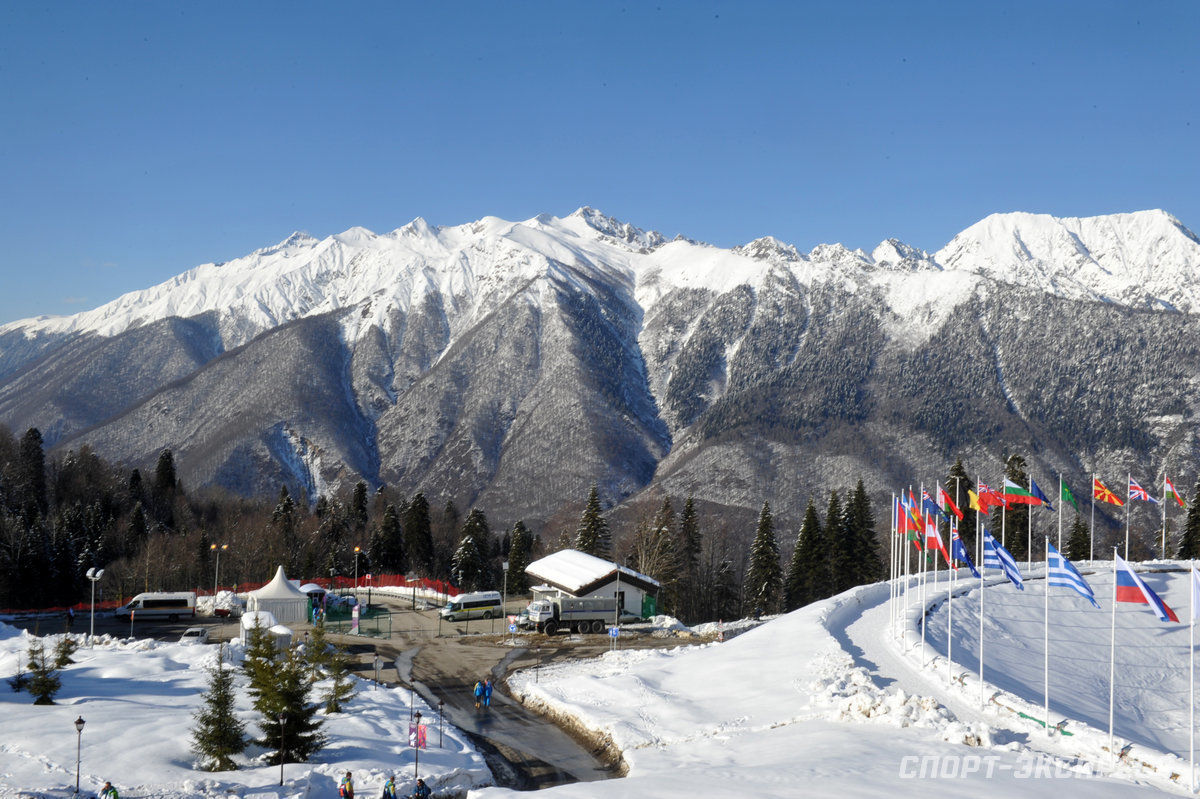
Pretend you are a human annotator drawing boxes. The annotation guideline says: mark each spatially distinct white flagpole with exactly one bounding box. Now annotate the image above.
[1059,473,1064,551]
[1125,472,1131,560]
[890,492,897,637]
[1162,475,1168,560]
[1190,560,1195,793]
[1091,473,1097,562]
[920,481,927,668]
[948,518,954,686]
[1044,535,1050,738]
[1001,490,1007,548]
[979,533,986,709]
[1109,548,1117,760]
[1028,478,1034,572]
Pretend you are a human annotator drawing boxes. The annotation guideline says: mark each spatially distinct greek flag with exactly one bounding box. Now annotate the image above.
[983,529,1024,590]
[1046,541,1099,608]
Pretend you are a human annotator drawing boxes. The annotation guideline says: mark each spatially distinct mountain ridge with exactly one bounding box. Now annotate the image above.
[2,208,1199,538]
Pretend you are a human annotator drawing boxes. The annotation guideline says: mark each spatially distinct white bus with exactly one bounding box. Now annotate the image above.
[115,591,197,621]
[439,591,502,622]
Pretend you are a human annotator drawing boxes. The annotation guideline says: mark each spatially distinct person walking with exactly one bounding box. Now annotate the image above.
[381,774,397,799]
[66,607,75,629]
[411,777,431,799]
[99,781,118,799]
[482,678,493,708]
[339,770,354,798]
[472,679,484,708]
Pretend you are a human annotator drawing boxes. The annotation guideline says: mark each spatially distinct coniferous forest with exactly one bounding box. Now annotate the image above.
[11,421,1165,622]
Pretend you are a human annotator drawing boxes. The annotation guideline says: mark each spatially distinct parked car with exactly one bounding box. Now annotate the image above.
[179,627,210,644]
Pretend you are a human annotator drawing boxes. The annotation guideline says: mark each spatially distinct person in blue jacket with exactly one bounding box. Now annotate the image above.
[472,679,484,708]
[411,777,431,799]
[482,678,493,707]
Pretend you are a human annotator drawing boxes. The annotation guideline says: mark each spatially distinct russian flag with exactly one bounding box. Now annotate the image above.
[1114,553,1179,622]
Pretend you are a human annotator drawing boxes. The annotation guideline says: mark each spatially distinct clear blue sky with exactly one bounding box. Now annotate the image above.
[2,1,1196,325]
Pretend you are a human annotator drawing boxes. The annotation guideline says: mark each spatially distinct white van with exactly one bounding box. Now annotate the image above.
[115,591,197,621]
[440,591,502,622]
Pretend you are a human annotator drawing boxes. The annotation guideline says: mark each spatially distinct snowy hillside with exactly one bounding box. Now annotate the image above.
[4,564,1198,797]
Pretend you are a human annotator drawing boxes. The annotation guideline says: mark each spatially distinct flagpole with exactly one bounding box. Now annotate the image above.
[1059,473,1064,551]
[1091,473,1096,563]
[947,518,954,687]
[1044,535,1050,738]
[1190,560,1195,793]
[890,492,896,638]
[1028,479,1034,572]
[1162,474,1168,560]
[979,542,986,709]
[920,481,927,667]
[1125,472,1131,560]
[1109,548,1117,761]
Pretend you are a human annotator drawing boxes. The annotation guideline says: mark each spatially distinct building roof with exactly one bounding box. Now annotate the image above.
[525,549,660,596]
[250,566,308,599]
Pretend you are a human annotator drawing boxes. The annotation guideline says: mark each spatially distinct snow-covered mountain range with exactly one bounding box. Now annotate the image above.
[3,208,1200,533]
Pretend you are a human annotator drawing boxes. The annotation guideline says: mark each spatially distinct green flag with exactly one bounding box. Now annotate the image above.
[1061,480,1078,511]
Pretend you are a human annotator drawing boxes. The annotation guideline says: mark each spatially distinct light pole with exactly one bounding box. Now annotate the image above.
[413,710,422,778]
[535,646,540,682]
[73,716,85,794]
[353,546,361,599]
[278,713,287,786]
[210,543,228,598]
[502,560,509,639]
[85,568,104,645]
[437,699,444,748]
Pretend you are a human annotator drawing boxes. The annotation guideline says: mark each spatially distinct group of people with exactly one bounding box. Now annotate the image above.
[340,770,431,799]
[472,678,493,708]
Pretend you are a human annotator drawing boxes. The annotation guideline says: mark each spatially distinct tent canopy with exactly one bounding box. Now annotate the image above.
[247,566,309,623]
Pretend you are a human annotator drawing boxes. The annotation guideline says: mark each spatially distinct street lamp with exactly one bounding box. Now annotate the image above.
[278,713,287,786]
[210,543,228,599]
[73,716,85,794]
[353,547,361,597]
[413,710,422,778]
[85,568,104,645]
[535,646,540,683]
[438,699,444,748]
[502,560,509,638]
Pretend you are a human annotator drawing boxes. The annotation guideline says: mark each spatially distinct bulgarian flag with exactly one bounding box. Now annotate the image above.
[1094,477,1124,506]
[1003,478,1042,506]
[1166,476,1187,508]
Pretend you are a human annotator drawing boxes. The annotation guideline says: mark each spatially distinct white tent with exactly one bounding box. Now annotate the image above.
[246,566,309,624]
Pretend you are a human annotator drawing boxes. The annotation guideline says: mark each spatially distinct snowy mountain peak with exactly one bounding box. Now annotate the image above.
[869,239,940,272]
[935,209,1200,311]
[807,242,871,268]
[570,207,666,250]
[734,236,806,264]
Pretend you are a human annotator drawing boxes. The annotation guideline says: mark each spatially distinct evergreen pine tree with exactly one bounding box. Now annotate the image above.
[1065,514,1091,562]
[451,509,489,591]
[191,644,246,771]
[674,495,703,622]
[506,521,533,594]
[630,498,679,614]
[350,481,369,533]
[783,521,806,613]
[945,460,976,557]
[785,498,827,609]
[370,504,406,574]
[1176,478,1200,559]
[25,639,61,705]
[403,493,434,576]
[322,643,357,714]
[305,617,333,675]
[574,484,612,559]
[824,491,848,594]
[844,479,881,586]
[243,618,280,711]
[255,648,326,764]
[744,502,782,615]
[52,635,78,669]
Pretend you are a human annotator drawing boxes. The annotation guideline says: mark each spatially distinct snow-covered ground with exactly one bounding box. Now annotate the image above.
[4,563,1198,798]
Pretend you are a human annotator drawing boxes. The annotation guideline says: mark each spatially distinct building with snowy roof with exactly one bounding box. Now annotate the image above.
[524,549,661,619]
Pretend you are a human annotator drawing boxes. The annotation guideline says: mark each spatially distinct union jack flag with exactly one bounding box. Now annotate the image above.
[979,482,991,494]
[1129,478,1158,503]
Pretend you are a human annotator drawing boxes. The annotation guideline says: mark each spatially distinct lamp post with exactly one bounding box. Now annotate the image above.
[85,568,104,645]
[535,646,540,683]
[413,710,422,778]
[73,716,85,794]
[210,543,228,598]
[278,713,287,786]
[329,567,335,593]
[353,546,361,599]
[502,560,509,639]
[437,699,444,748]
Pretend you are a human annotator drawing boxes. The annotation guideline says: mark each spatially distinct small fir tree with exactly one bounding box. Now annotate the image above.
[1065,514,1091,562]
[674,495,703,622]
[744,502,782,615]
[52,635,78,669]
[322,643,357,714]
[191,644,246,771]
[843,479,881,587]
[255,648,326,764]
[784,498,827,610]
[305,617,333,675]
[26,639,61,704]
